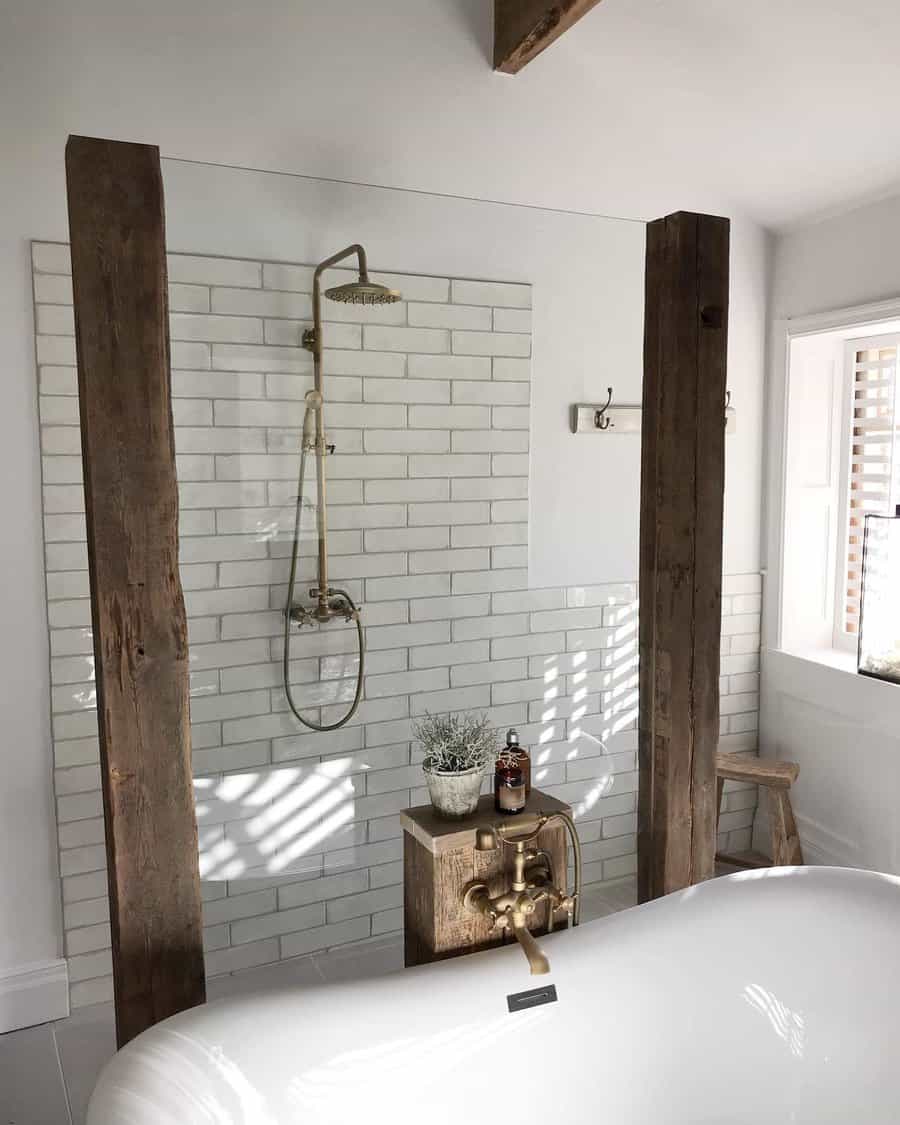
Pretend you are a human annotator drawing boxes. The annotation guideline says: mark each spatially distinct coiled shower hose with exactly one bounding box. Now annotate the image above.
[282,401,365,731]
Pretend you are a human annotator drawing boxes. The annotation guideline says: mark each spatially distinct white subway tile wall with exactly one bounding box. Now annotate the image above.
[32,244,761,1008]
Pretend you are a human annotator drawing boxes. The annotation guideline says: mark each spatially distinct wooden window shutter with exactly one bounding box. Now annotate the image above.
[845,339,899,633]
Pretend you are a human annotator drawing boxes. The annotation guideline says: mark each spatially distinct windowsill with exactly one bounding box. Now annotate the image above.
[778,643,900,690]
[780,645,857,674]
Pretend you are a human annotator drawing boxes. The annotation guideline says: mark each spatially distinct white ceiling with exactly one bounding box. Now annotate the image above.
[5,0,900,231]
[542,0,900,230]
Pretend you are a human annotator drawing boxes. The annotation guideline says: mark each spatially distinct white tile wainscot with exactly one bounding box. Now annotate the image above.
[33,243,761,1007]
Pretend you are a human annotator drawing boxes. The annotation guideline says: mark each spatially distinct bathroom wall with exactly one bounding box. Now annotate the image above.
[760,192,900,872]
[34,242,762,1006]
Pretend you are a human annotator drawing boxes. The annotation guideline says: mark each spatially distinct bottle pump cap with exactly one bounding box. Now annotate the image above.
[506,728,519,746]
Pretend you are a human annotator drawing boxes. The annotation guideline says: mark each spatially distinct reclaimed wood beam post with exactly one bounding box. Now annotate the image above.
[638,211,730,902]
[494,1,606,74]
[65,135,205,1045]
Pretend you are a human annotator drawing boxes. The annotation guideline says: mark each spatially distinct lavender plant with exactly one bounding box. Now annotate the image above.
[414,711,498,775]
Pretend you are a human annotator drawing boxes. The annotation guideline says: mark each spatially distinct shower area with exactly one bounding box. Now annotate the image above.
[38,238,548,1004]
[35,162,762,1011]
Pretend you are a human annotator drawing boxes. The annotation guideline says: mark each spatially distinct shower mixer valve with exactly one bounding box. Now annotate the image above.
[289,588,359,627]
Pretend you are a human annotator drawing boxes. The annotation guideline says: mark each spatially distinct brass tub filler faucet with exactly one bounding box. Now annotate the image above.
[463,811,582,975]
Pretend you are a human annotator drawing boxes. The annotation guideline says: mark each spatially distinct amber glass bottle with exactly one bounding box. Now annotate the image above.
[494,762,526,815]
[503,728,531,798]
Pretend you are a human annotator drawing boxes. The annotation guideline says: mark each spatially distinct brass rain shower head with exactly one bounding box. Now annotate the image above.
[324,278,402,305]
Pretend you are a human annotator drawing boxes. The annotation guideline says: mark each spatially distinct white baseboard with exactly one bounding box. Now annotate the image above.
[0,958,69,1032]
[754,805,862,869]
[794,812,862,868]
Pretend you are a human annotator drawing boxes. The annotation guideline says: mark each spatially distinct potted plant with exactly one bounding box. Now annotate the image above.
[414,711,497,820]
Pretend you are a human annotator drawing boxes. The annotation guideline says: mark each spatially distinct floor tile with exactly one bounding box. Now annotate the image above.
[0,1021,71,1125]
[205,952,324,1003]
[313,934,404,983]
[52,1003,114,1125]
[592,875,638,912]
[580,886,621,920]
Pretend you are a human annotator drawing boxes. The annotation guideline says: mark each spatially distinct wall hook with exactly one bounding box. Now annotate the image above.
[571,389,736,435]
[594,388,613,430]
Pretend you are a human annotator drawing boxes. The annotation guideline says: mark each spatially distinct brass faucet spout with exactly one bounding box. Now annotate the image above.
[510,910,550,976]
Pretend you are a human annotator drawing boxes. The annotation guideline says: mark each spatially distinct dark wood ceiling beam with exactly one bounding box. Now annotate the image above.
[494,0,605,74]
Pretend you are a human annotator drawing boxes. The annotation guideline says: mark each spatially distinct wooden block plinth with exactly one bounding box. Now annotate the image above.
[401,789,572,968]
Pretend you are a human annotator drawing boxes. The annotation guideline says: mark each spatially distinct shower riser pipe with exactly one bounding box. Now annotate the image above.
[283,244,401,731]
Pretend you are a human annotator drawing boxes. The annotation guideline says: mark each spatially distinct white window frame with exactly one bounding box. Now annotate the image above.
[765,297,900,665]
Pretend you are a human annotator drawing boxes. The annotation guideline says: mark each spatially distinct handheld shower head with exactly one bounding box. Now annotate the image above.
[324,277,401,305]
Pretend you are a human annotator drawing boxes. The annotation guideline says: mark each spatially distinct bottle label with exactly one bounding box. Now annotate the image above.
[498,784,525,812]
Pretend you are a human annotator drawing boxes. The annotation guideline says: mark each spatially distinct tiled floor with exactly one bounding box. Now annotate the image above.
[0,1022,71,1125]
[0,879,637,1125]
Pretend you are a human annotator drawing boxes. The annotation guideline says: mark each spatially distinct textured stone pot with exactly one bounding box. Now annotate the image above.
[422,764,484,820]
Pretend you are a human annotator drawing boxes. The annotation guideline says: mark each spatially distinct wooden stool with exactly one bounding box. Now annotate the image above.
[715,752,804,868]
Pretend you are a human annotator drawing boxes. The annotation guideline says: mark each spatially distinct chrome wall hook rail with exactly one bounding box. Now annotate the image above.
[571,387,736,435]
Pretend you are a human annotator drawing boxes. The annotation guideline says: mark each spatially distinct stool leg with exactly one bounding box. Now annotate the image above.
[716,776,724,836]
[768,788,804,866]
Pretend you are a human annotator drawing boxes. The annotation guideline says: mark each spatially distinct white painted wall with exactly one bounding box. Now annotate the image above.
[772,195,900,320]
[0,0,769,1023]
[763,192,900,871]
[762,650,900,870]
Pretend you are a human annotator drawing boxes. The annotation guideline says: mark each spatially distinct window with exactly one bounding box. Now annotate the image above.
[776,309,900,666]
[837,335,900,644]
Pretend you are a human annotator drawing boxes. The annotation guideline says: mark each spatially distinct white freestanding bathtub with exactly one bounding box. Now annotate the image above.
[87,866,900,1124]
